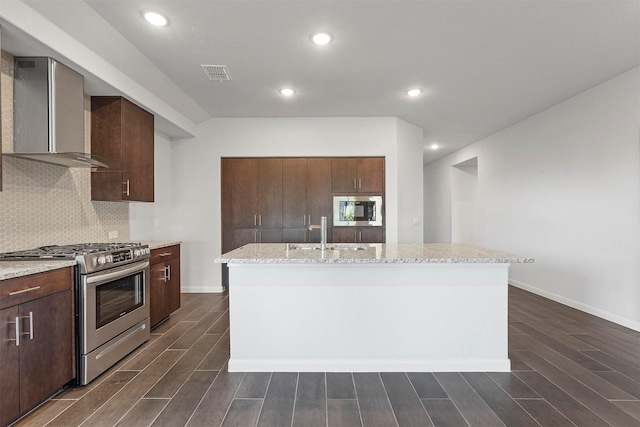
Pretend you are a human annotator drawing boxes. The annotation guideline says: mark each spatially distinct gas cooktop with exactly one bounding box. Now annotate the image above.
[0,242,143,258]
[0,242,150,274]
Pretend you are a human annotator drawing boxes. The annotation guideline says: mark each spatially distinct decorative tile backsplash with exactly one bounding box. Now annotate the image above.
[1,50,129,252]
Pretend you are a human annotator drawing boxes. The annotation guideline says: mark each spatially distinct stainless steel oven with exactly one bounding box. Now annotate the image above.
[80,259,150,385]
[0,242,151,385]
[333,195,383,226]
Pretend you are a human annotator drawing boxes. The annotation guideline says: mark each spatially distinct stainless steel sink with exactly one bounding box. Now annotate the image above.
[286,243,367,251]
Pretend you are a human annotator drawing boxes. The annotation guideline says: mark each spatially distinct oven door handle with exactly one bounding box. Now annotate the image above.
[85,261,150,285]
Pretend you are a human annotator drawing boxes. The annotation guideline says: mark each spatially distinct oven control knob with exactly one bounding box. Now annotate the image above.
[97,255,107,265]
[134,249,141,257]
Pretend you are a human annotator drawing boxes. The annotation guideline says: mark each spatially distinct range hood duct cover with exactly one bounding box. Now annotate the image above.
[12,57,108,168]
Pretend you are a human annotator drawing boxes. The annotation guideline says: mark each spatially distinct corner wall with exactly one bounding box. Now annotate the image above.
[423,67,640,330]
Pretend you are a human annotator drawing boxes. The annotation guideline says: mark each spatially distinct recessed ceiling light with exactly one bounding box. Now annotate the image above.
[406,88,422,97]
[430,143,440,150]
[311,32,333,45]
[279,88,296,97]
[142,11,168,27]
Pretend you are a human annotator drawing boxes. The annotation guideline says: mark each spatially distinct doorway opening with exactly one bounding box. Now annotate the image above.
[451,157,478,244]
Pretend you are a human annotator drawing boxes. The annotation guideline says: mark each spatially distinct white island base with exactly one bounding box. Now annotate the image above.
[227,262,510,372]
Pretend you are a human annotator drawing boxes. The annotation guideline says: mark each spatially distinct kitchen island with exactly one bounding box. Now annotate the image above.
[215,243,532,372]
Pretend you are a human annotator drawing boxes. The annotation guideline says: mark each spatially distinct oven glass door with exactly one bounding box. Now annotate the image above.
[333,196,383,226]
[82,261,150,354]
[95,272,144,328]
[339,201,376,222]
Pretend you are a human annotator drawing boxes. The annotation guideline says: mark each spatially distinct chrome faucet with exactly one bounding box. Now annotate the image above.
[308,216,328,250]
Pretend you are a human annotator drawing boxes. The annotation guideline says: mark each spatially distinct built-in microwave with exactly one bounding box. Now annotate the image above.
[333,195,383,226]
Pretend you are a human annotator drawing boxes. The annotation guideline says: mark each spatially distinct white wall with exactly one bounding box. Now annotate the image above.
[396,119,424,242]
[164,117,422,292]
[424,67,640,330]
[451,159,478,244]
[129,131,175,240]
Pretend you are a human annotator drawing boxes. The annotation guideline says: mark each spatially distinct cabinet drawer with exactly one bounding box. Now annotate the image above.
[0,267,73,310]
[150,245,180,264]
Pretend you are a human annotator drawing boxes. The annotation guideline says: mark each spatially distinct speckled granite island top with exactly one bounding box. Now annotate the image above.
[215,243,533,264]
[0,260,77,281]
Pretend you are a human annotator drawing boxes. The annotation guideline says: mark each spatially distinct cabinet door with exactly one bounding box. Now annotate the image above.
[0,306,20,427]
[307,158,333,226]
[233,228,282,245]
[282,158,308,229]
[332,227,357,243]
[232,228,259,248]
[122,99,154,202]
[283,228,308,243]
[229,159,259,228]
[333,227,383,243]
[359,227,384,243]
[19,291,73,414]
[166,258,181,314]
[91,97,154,202]
[357,158,384,193]
[257,159,283,229]
[331,158,358,192]
[150,262,168,328]
[258,229,283,243]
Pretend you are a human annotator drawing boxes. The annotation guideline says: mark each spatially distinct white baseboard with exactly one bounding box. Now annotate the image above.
[509,279,640,332]
[228,358,511,373]
[181,286,225,293]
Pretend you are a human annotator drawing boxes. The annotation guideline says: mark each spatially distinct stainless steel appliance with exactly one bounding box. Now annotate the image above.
[0,243,150,385]
[333,195,383,226]
[11,57,108,168]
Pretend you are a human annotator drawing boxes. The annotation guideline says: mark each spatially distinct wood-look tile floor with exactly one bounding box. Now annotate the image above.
[14,286,640,427]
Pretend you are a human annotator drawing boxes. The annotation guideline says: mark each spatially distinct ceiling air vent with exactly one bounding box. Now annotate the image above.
[201,65,232,81]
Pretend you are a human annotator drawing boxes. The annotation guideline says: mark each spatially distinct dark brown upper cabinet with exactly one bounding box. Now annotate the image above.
[91,96,154,202]
[331,157,384,193]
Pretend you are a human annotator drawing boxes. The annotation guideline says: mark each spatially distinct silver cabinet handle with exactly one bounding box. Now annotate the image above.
[21,312,33,340]
[254,215,257,226]
[308,215,312,225]
[359,231,362,242]
[259,215,262,226]
[259,231,262,242]
[123,180,130,196]
[254,231,258,242]
[303,215,306,226]
[8,286,41,296]
[8,317,20,346]
[166,265,171,282]
[353,178,357,189]
[161,265,168,282]
[28,312,33,340]
[358,178,362,189]
[158,252,172,257]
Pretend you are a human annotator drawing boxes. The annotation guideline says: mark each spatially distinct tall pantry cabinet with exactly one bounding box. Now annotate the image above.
[282,158,333,243]
[222,158,283,251]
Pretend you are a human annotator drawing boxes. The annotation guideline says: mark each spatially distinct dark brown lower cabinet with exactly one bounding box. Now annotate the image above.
[283,228,334,244]
[332,227,384,243]
[232,228,283,247]
[0,267,74,427]
[150,245,181,328]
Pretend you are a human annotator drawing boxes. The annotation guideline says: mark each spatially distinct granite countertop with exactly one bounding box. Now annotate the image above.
[215,243,533,264]
[0,260,77,281]
[139,241,182,250]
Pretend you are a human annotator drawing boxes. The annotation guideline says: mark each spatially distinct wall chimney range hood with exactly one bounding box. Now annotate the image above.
[11,57,108,168]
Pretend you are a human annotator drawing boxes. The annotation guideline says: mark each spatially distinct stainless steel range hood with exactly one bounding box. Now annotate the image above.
[11,57,108,168]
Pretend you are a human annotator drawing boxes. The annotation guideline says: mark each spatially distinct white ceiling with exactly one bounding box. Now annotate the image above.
[3,0,639,163]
